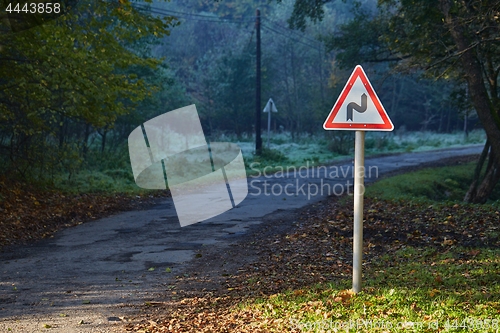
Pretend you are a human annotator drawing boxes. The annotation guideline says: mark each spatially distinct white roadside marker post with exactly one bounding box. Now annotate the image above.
[353,130,365,293]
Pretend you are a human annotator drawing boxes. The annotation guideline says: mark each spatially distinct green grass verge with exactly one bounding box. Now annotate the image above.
[241,246,500,332]
[52,169,149,195]
[365,162,500,204]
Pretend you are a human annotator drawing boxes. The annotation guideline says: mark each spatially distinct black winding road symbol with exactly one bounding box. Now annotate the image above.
[347,93,367,121]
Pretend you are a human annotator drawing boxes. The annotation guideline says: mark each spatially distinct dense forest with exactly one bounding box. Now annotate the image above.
[2,0,498,200]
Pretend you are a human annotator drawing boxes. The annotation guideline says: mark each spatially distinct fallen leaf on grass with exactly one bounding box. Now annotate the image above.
[410,302,421,312]
[333,289,354,304]
[429,289,440,297]
[442,238,454,246]
[468,249,481,256]
[293,289,305,296]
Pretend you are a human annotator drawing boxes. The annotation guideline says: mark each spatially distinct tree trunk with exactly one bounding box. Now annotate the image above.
[101,127,107,154]
[473,162,500,203]
[464,139,489,202]
[82,123,91,157]
[58,115,66,149]
[440,0,500,202]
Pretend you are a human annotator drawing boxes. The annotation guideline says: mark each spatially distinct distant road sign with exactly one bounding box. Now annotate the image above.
[263,98,277,148]
[263,98,278,113]
[323,65,393,131]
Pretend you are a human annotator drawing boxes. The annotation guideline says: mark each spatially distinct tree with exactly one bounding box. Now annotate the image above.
[436,0,500,203]
[0,0,176,177]
[285,0,500,203]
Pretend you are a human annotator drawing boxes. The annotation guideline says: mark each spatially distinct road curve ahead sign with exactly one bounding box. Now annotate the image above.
[323,65,394,131]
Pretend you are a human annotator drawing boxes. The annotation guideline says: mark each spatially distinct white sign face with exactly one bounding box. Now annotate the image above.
[323,65,394,131]
[330,78,385,124]
[263,98,278,113]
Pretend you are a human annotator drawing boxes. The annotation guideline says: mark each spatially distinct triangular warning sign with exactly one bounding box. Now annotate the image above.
[323,65,394,131]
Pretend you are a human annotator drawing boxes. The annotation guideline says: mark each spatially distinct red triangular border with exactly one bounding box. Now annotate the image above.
[323,65,394,131]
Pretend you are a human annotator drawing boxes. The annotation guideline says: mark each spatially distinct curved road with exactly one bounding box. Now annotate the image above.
[0,145,482,332]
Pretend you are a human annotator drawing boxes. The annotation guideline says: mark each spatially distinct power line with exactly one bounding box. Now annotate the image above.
[131,5,324,52]
[244,28,255,52]
[261,23,321,50]
[262,18,322,46]
[132,4,255,23]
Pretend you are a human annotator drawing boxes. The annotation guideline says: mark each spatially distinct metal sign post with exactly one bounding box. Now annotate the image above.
[353,130,365,293]
[323,65,394,293]
[267,104,272,148]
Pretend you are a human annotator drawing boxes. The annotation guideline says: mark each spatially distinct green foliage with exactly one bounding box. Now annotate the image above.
[0,0,177,179]
[258,147,289,163]
[210,50,256,137]
[326,131,354,155]
[243,147,292,176]
[325,10,393,67]
[366,162,500,203]
[245,147,288,167]
[364,135,392,151]
[54,170,138,194]
[279,0,326,31]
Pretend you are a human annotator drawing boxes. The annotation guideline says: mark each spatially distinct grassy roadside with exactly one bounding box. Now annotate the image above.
[127,161,500,333]
[366,161,500,203]
[235,245,500,332]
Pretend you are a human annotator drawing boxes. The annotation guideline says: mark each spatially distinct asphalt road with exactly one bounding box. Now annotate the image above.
[0,145,483,332]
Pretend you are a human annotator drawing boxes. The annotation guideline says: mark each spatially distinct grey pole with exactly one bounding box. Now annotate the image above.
[353,130,365,293]
[267,101,272,148]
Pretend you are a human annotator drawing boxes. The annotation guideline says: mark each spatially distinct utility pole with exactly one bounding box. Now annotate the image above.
[255,8,262,155]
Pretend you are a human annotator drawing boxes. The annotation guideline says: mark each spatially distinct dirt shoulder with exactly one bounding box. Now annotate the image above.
[0,179,170,250]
